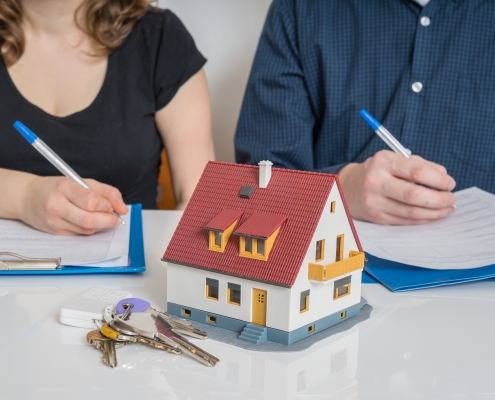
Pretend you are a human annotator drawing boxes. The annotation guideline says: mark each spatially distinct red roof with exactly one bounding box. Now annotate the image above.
[233,213,287,239]
[163,162,362,287]
[204,209,244,231]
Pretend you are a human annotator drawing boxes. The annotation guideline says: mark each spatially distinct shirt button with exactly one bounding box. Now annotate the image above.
[421,16,430,27]
[412,82,423,93]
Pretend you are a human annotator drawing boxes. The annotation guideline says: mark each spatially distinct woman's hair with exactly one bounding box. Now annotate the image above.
[0,0,151,67]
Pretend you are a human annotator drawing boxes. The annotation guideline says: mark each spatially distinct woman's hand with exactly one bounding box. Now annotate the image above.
[338,150,457,225]
[19,176,128,235]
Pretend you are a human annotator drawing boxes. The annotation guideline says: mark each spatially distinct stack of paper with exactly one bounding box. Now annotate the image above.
[355,187,495,291]
[0,204,145,275]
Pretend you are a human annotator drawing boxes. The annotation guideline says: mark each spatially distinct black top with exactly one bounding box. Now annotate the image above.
[0,9,206,209]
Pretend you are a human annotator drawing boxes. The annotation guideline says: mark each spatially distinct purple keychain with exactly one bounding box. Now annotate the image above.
[116,297,151,314]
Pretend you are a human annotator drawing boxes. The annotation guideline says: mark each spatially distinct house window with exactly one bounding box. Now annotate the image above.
[336,234,344,262]
[257,239,265,255]
[330,201,336,214]
[206,278,219,300]
[228,283,241,306]
[340,311,347,319]
[308,324,315,333]
[238,227,281,261]
[214,231,222,246]
[315,239,325,261]
[207,315,217,324]
[334,276,351,300]
[245,237,253,252]
[300,289,310,313]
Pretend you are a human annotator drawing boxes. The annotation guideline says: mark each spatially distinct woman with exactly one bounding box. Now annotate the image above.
[0,0,214,235]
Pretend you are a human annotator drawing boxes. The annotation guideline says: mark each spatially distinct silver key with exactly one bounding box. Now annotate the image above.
[108,317,181,355]
[115,313,219,367]
[115,298,207,340]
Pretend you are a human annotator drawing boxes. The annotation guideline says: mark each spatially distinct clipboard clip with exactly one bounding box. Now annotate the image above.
[0,252,61,271]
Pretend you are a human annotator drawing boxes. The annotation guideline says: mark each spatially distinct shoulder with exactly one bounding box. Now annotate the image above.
[129,8,191,43]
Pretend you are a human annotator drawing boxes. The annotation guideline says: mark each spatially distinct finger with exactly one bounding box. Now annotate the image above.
[86,180,129,215]
[370,212,439,226]
[45,216,101,236]
[389,157,456,191]
[379,196,456,221]
[59,201,121,231]
[382,178,457,209]
[62,181,114,213]
[411,156,449,174]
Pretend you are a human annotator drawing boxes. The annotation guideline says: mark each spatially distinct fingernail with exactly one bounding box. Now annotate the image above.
[452,204,457,210]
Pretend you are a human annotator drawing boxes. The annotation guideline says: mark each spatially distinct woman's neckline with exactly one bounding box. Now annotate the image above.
[1,53,113,122]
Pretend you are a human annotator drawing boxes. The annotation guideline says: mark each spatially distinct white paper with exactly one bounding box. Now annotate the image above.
[354,187,495,270]
[0,206,131,266]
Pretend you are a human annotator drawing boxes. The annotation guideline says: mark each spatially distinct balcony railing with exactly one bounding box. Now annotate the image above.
[308,251,365,282]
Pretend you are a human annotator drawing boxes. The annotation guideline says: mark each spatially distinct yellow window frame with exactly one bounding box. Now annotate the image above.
[208,220,238,253]
[239,227,281,261]
[315,239,325,262]
[206,282,219,301]
[300,294,310,314]
[334,283,351,300]
[330,201,336,214]
[227,287,241,306]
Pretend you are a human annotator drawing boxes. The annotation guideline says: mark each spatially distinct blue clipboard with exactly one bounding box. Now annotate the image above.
[364,253,495,292]
[0,204,145,275]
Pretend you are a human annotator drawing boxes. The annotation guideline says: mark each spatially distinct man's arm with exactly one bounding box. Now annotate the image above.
[235,0,322,171]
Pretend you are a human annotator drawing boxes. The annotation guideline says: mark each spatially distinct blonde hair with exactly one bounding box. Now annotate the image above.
[0,0,151,67]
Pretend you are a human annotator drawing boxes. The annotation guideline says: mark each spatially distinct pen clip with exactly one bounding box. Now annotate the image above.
[0,252,61,271]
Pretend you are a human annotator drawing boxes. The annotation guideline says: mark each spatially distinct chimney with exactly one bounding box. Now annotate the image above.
[258,160,273,188]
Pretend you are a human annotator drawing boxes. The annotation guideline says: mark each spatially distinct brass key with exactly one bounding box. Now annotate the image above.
[86,330,119,368]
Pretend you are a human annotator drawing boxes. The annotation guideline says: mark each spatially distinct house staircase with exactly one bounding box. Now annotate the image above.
[238,323,268,344]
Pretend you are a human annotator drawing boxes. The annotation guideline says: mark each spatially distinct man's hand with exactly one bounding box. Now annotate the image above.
[19,176,128,235]
[338,150,457,225]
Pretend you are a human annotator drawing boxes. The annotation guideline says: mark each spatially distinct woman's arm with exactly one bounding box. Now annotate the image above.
[0,168,128,234]
[155,69,215,210]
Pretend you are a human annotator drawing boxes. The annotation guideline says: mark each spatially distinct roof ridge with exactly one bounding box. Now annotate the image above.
[206,161,337,179]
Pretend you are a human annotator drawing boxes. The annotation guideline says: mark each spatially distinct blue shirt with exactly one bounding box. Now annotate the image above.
[235,0,495,193]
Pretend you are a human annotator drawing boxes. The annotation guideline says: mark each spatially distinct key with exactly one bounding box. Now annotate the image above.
[102,322,181,355]
[115,312,220,367]
[116,298,207,339]
[86,330,119,368]
[101,322,137,342]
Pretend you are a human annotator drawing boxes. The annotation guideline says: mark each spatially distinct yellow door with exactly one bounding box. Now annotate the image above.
[252,289,267,326]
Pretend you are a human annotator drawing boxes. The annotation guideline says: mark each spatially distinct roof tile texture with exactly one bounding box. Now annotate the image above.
[204,209,244,231]
[163,162,359,287]
[233,213,287,238]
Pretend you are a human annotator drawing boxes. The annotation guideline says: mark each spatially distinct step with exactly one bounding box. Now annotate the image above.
[243,327,265,336]
[238,335,259,344]
[239,331,260,341]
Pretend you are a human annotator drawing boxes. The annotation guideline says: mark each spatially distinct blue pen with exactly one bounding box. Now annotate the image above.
[360,109,411,158]
[13,121,125,225]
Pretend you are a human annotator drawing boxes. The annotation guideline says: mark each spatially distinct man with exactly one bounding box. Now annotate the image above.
[235,0,495,225]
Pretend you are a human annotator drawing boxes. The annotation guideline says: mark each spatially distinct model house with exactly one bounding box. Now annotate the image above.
[162,161,365,345]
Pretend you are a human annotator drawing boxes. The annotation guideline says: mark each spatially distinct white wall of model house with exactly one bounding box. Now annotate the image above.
[287,186,362,331]
[167,182,362,333]
[167,263,292,330]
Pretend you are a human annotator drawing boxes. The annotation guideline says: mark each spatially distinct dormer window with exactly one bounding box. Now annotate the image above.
[203,209,243,253]
[234,213,287,261]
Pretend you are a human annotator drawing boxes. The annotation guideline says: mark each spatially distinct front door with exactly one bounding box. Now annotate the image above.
[252,288,267,326]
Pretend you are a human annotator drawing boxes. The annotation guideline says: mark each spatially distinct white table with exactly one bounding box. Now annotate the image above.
[1,211,494,399]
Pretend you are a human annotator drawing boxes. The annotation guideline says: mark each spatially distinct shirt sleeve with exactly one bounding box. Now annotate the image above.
[154,11,207,111]
[235,0,345,174]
